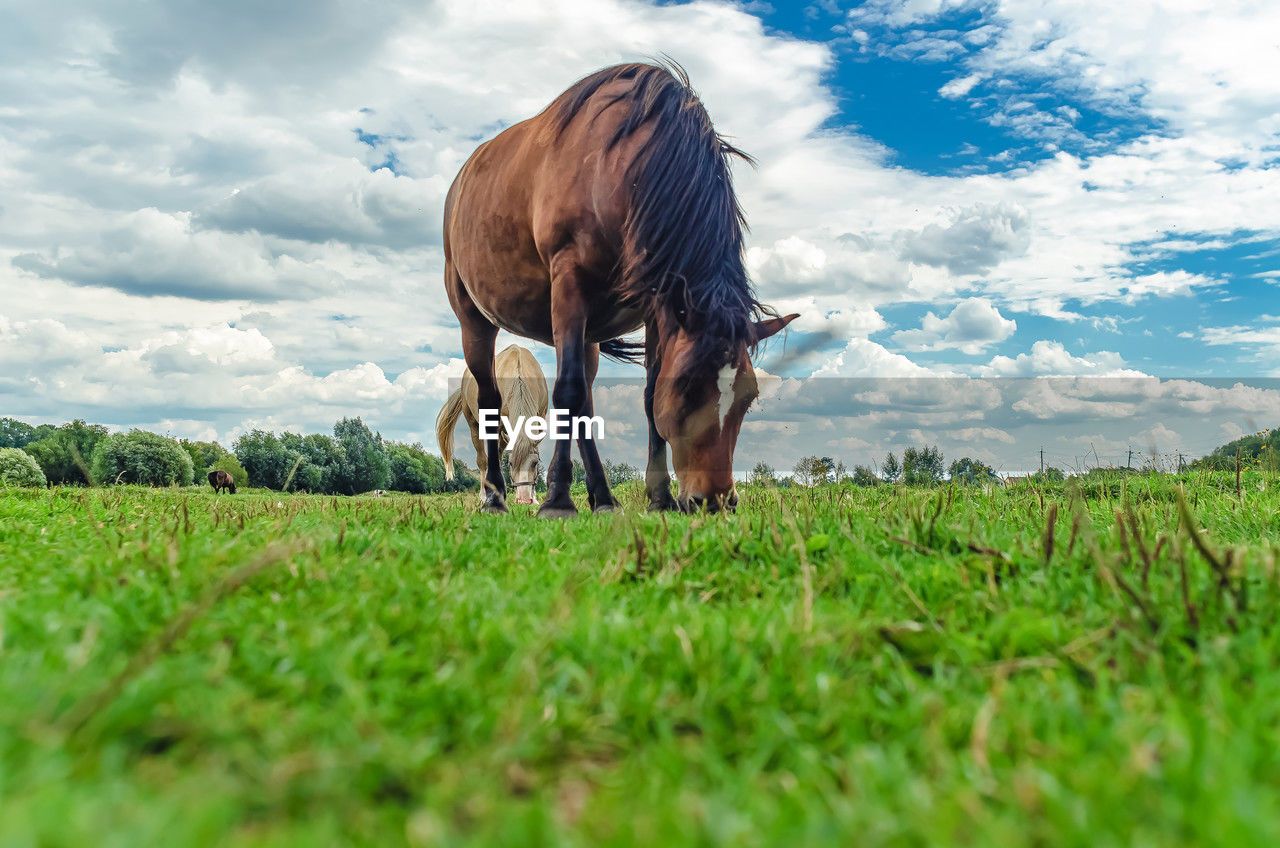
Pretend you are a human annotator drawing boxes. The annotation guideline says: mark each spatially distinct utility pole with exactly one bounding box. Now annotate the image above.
[1039,447,1045,475]
[1127,447,1134,469]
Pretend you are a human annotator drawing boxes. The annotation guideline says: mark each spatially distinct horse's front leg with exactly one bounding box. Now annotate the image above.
[644,319,679,511]
[538,258,615,517]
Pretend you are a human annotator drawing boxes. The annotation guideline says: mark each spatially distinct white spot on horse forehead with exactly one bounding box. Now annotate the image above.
[717,363,738,429]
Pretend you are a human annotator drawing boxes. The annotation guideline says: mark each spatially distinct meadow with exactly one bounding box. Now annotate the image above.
[1,474,1278,846]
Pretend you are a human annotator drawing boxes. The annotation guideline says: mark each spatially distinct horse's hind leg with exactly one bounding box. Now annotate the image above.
[578,342,617,512]
[462,404,487,486]
[446,266,507,513]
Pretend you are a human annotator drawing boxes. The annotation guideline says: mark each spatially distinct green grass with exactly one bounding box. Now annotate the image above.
[1,475,1279,846]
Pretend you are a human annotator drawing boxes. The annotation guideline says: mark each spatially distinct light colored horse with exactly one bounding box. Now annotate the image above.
[436,344,549,505]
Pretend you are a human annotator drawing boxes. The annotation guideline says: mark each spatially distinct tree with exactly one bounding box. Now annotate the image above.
[833,459,848,484]
[281,432,344,493]
[23,420,108,484]
[0,418,37,449]
[851,465,879,487]
[902,445,945,487]
[882,452,902,484]
[749,460,777,486]
[90,430,194,486]
[793,455,834,487]
[234,430,298,490]
[1031,466,1066,483]
[331,417,390,495]
[386,442,447,494]
[948,456,998,486]
[178,439,235,476]
[603,459,639,486]
[0,448,47,487]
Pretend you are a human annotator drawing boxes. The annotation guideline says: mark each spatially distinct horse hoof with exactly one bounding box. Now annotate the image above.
[647,499,679,513]
[537,503,578,519]
[592,503,616,514]
[479,496,509,515]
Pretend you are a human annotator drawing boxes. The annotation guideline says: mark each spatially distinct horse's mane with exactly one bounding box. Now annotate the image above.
[498,346,547,478]
[552,61,775,365]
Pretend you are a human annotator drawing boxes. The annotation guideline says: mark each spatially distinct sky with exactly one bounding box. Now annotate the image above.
[2,0,1279,475]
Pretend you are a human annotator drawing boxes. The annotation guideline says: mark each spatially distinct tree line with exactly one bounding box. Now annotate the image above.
[0,416,480,494]
[750,446,1012,488]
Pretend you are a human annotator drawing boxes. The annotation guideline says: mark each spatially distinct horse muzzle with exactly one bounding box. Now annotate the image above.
[679,491,738,514]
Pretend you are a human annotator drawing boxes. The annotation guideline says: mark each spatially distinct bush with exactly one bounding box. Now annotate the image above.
[23,420,108,485]
[0,448,47,487]
[90,430,194,486]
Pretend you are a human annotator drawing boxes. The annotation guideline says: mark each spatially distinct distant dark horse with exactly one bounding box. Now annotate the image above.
[444,62,797,516]
[208,469,236,494]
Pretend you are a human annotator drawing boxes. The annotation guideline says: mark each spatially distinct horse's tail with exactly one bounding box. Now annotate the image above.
[599,338,645,364]
[436,385,467,481]
[504,349,549,477]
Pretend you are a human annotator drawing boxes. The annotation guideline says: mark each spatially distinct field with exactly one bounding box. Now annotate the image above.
[2,476,1279,846]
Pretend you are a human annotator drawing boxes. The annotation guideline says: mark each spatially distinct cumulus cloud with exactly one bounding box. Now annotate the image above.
[197,161,447,249]
[747,234,910,299]
[981,340,1140,377]
[896,203,1031,276]
[13,209,340,300]
[811,338,940,378]
[892,297,1016,354]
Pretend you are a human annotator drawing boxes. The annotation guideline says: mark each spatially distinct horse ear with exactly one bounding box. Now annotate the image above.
[752,313,800,342]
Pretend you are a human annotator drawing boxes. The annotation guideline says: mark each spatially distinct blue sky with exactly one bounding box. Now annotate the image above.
[2,0,1279,473]
[697,0,1280,380]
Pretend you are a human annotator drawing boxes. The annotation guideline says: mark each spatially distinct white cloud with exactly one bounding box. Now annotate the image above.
[939,73,982,99]
[13,208,340,300]
[896,203,1031,276]
[981,340,1141,377]
[893,297,1017,354]
[811,338,946,378]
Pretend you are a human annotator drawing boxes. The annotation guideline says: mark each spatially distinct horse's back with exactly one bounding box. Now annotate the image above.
[496,344,550,412]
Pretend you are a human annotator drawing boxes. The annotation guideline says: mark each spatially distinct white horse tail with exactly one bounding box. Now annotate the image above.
[436,385,467,480]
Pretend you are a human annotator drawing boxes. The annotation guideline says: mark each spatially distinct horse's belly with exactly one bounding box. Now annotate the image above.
[465,269,556,345]
[586,306,644,342]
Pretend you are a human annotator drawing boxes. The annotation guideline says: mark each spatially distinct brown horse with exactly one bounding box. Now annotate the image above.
[444,62,797,516]
[208,469,236,494]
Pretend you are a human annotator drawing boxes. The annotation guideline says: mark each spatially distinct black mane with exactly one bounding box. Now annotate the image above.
[553,61,775,365]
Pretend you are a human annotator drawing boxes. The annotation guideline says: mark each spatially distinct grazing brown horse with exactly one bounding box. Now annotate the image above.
[444,62,797,516]
[208,469,236,494]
